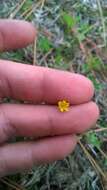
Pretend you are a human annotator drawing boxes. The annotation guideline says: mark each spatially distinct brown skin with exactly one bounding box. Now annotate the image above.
[0,19,99,177]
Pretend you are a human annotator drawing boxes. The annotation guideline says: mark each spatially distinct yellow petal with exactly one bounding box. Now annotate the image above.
[58,100,70,112]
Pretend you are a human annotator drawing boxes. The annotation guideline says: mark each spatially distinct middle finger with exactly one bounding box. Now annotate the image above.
[0,102,99,143]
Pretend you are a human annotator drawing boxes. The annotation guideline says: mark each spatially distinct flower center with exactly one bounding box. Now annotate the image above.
[58,100,70,112]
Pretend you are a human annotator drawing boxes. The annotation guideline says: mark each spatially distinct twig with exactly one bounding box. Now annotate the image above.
[24,1,42,20]
[0,177,26,190]
[9,0,27,19]
[40,0,46,9]
[96,0,106,46]
[33,36,37,65]
[78,139,107,180]
[97,147,107,160]
[94,128,107,133]
[72,28,86,54]
[39,48,53,65]
[20,7,32,18]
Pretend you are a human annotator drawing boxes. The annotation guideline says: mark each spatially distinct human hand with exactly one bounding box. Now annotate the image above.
[0,19,99,177]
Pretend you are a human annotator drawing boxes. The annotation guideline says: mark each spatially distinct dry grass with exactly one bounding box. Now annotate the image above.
[0,0,107,189]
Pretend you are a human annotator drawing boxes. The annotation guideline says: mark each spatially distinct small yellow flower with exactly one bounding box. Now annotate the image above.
[58,100,70,112]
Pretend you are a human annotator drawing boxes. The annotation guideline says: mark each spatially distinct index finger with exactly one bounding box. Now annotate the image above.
[0,19,36,51]
[0,60,94,104]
